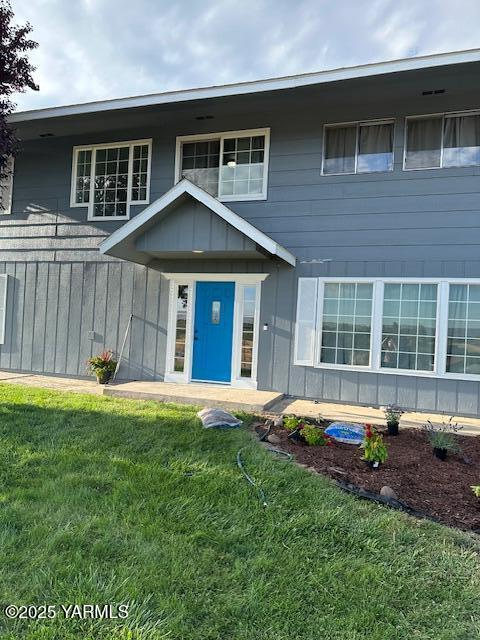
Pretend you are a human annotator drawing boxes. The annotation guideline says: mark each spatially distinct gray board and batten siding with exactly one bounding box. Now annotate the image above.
[2,63,480,414]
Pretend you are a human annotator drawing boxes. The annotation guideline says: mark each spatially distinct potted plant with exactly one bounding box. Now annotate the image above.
[383,404,404,436]
[87,350,117,384]
[301,423,334,447]
[283,415,306,443]
[422,416,462,461]
[361,424,388,469]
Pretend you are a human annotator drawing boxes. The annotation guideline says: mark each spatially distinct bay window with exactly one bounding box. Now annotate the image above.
[405,112,480,169]
[295,278,480,380]
[322,120,394,175]
[71,139,152,219]
[176,129,270,201]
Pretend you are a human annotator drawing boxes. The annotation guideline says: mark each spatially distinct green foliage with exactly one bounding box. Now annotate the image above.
[301,424,332,446]
[361,425,388,464]
[383,404,404,427]
[300,424,333,446]
[471,486,480,498]
[423,416,462,453]
[0,0,38,202]
[0,384,479,639]
[87,350,117,376]
[283,415,303,431]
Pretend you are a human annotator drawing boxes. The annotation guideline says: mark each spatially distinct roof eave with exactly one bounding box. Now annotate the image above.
[10,47,480,123]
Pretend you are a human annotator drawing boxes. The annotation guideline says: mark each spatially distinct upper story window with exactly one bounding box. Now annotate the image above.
[70,139,152,220]
[322,120,394,175]
[404,111,480,170]
[176,128,270,201]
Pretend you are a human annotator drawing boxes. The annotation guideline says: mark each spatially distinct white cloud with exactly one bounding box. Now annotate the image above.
[11,0,480,111]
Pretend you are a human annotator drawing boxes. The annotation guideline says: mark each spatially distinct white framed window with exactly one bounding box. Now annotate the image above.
[404,110,480,170]
[175,128,270,201]
[0,157,14,215]
[70,139,152,220]
[294,277,480,381]
[322,119,394,175]
[235,283,261,382]
[446,284,480,375]
[381,283,438,372]
[319,282,373,367]
[0,274,8,344]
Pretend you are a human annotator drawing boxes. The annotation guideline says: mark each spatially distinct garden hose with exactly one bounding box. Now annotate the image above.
[236,447,268,507]
[236,423,293,507]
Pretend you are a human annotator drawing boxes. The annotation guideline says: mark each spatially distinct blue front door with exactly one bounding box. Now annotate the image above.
[192,281,235,382]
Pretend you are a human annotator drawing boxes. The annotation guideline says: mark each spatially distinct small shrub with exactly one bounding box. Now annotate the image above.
[471,486,480,498]
[383,404,404,433]
[87,350,117,383]
[422,416,462,455]
[283,415,303,432]
[361,424,388,464]
[301,424,333,446]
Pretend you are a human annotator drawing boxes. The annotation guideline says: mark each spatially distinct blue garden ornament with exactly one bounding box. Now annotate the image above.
[325,422,365,445]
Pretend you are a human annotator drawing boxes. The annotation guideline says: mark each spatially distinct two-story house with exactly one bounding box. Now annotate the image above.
[2,49,480,415]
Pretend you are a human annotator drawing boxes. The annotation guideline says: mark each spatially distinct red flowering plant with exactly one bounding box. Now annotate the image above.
[361,423,388,467]
[87,349,117,384]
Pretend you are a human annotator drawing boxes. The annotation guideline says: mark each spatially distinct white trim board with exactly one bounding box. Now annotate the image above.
[10,48,480,122]
[99,178,296,266]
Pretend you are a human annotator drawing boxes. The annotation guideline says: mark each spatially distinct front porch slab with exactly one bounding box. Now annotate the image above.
[103,380,283,412]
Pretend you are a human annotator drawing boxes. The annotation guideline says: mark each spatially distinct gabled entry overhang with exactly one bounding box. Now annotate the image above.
[99,179,296,267]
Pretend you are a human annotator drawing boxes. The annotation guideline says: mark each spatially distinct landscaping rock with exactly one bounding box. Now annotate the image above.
[266,433,281,445]
[273,416,284,428]
[380,486,398,500]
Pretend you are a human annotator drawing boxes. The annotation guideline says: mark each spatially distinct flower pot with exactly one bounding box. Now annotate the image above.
[365,460,381,470]
[433,447,448,461]
[387,421,399,436]
[96,370,112,385]
[287,428,304,443]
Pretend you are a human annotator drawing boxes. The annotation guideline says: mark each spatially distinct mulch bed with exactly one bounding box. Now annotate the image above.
[260,421,480,532]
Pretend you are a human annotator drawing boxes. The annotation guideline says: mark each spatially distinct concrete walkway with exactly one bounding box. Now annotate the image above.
[0,370,479,434]
[103,380,282,412]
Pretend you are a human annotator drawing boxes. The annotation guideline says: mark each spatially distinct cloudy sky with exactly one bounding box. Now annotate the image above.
[13,0,480,112]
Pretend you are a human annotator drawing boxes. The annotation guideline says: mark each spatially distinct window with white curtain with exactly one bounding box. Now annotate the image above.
[323,120,394,175]
[405,112,480,169]
[294,278,480,380]
[176,129,270,201]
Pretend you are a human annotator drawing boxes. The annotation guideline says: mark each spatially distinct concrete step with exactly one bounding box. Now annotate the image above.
[103,381,283,413]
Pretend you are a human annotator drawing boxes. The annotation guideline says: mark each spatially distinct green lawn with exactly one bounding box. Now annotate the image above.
[0,384,479,639]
